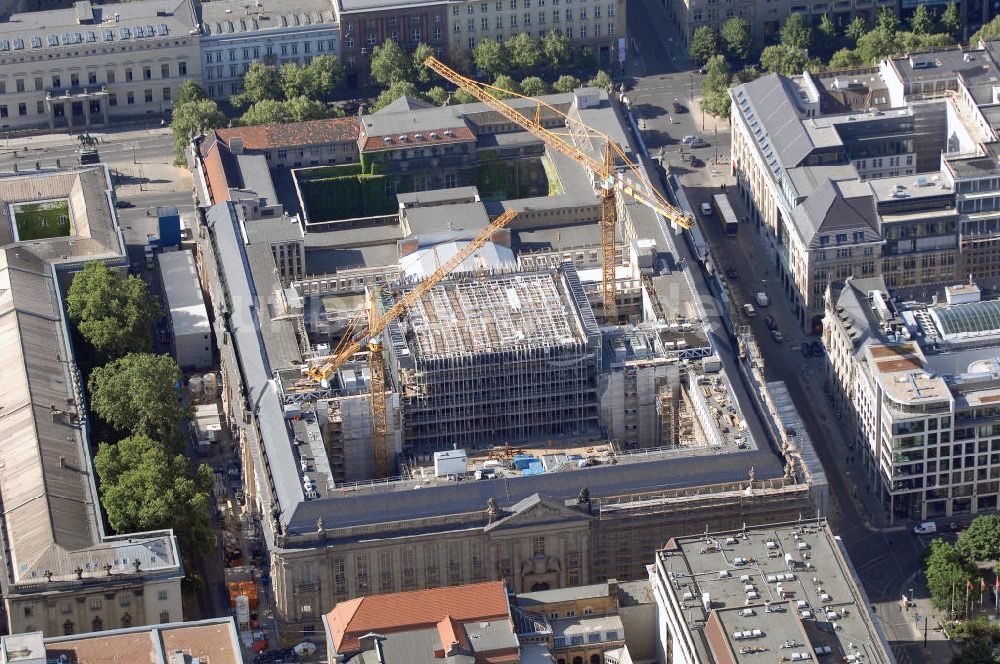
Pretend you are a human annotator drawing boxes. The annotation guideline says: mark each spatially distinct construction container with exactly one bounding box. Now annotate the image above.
[433,449,467,477]
[512,455,539,471]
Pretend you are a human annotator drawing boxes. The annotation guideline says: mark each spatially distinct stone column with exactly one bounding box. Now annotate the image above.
[65,101,73,129]
[83,95,91,128]
[45,97,54,131]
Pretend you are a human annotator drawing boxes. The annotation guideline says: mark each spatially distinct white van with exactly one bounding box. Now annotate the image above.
[913,521,937,535]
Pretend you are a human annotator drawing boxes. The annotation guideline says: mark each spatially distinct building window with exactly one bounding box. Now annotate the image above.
[89,599,102,610]
[159,611,170,623]
[23,606,32,618]
[532,536,545,556]
[17,103,25,116]
[52,74,62,88]
[121,613,132,628]
[107,69,116,84]
[36,100,43,114]
[119,594,130,607]
[144,89,153,103]
[157,590,169,601]
[124,68,132,82]
[92,617,103,631]
[469,37,476,48]
[163,87,171,102]
[142,66,151,80]
[63,621,74,636]
[109,93,117,106]
[411,29,420,41]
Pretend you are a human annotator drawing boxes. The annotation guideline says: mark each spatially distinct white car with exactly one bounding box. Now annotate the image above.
[700,202,712,216]
[682,134,698,144]
[913,521,937,535]
[743,303,756,318]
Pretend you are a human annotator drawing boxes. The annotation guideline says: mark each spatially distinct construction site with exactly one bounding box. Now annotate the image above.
[194,58,824,638]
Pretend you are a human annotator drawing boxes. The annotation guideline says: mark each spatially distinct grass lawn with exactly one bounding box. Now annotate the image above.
[12,199,73,241]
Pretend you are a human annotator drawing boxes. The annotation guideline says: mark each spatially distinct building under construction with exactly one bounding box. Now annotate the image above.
[193,84,825,641]
[384,269,602,451]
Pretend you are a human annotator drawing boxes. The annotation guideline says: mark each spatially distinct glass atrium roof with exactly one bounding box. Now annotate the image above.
[933,300,1000,337]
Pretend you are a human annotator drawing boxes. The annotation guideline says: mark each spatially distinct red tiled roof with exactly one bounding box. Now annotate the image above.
[202,141,235,204]
[217,116,360,151]
[359,125,475,152]
[325,581,511,653]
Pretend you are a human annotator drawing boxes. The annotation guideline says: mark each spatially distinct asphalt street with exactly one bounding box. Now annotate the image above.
[622,5,952,663]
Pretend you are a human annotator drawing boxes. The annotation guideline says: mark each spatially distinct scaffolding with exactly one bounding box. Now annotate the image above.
[393,270,602,451]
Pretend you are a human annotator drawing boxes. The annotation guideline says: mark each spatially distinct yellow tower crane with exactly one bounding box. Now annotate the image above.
[307,209,520,477]
[423,56,694,320]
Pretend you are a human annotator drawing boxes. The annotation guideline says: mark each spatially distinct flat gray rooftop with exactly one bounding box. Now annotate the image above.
[658,520,891,664]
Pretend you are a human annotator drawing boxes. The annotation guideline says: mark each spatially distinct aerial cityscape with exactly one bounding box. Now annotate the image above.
[1,0,1000,661]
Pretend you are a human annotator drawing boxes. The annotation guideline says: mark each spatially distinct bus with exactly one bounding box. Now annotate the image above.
[712,193,739,236]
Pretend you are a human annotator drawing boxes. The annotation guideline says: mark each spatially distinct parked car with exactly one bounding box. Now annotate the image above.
[672,100,687,113]
[682,134,698,145]
[743,303,756,318]
[114,199,134,209]
[689,156,704,168]
[700,202,712,216]
[913,521,937,535]
[810,341,824,356]
[770,329,784,343]
[690,138,709,148]
[755,292,770,307]
[725,266,738,279]
[764,315,777,331]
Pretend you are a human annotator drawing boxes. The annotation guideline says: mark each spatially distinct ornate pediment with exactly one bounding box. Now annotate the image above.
[484,493,592,532]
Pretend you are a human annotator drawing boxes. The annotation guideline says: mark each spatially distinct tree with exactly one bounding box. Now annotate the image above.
[235,61,282,107]
[520,76,549,96]
[170,98,225,163]
[541,30,571,71]
[94,434,215,564]
[176,80,206,106]
[846,16,868,46]
[924,539,977,611]
[735,66,762,83]
[370,39,413,86]
[281,55,344,99]
[492,74,522,99]
[815,14,840,59]
[957,515,1000,562]
[952,638,1000,664]
[553,74,582,93]
[760,43,807,76]
[426,85,450,105]
[689,25,718,66]
[473,38,508,78]
[972,15,1000,45]
[240,98,290,126]
[507,32,541,73]
[877,8,900,35]
[371,80,423,111]
[88,353,189,443]
[66,262,161,361]
[576,46,596,71]
[829,48,863,69]
[720,18,753,62]
[453,88,478,104]
[939,2,962,38]
[855,27,900,64]
[780,13,812,51]
[412,43,436,84]
[285,96,335,121]
[909,4,934,34]
[701,55,732,119]
[587,70,613,90]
